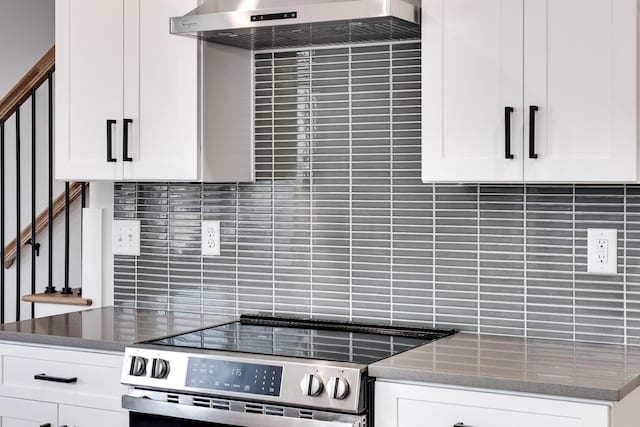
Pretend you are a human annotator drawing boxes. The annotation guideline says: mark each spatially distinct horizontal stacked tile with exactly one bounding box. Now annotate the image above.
[113,41,640,346]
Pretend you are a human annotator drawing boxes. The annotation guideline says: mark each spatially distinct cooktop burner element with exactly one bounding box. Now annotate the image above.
[148,315,455,365]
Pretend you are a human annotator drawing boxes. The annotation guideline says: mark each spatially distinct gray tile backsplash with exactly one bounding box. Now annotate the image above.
[114,42,640,345]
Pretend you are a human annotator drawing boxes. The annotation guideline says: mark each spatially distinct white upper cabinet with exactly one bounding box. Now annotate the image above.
[422,0,524,182]
[422,0,639,183]
[56,0,124,180]
[523,0,637,182]
[122,0,200,181]
[56,0,255,182]
[56,0,198,182]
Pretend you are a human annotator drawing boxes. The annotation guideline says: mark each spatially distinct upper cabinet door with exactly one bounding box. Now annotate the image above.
[422,0,524,182]
[55,0,124,181]
[122,0,200,181]
[524,0,638,182]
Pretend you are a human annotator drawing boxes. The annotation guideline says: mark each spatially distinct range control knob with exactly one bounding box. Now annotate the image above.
[300,373,324,397]
[327,377,350,400]
[151,359,170,379]
[129,356,148,377]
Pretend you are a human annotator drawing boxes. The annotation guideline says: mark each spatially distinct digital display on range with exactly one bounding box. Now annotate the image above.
[186,358,283,397]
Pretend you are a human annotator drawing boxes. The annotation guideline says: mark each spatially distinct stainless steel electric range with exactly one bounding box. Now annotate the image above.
[121,315,455,427]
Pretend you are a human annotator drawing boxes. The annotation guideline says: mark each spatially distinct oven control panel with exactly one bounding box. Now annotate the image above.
[186,358,283,397]
[121,347,366,413]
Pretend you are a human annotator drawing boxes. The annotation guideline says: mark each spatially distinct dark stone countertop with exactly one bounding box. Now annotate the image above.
[0,306,235,352]
[370,332,640,401]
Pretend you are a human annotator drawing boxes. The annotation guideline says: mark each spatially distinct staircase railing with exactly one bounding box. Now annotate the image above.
[0,46,87,322]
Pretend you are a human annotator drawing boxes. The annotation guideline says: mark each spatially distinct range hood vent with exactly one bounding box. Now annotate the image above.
[170,0,421,50]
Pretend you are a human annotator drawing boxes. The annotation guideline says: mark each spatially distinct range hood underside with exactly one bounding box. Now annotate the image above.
[177,16,421,50]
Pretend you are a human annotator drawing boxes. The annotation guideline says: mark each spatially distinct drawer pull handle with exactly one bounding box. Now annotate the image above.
[454,423,475,427]
[529,105,539,159]
[34,373,78,384]
[39,424,52,427]
[504,106,514,159]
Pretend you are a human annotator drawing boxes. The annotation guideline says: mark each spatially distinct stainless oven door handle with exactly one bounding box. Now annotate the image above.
[122,395,364,427]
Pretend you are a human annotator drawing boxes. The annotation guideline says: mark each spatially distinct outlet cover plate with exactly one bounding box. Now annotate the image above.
[202,220,221,256]
[112,220,141,256]
[587,228,617,275]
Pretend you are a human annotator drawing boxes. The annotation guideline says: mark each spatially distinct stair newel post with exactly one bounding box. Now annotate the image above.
[0,118,4,323]
[44,72,55,295]
[30,88,36,319]
[15,105,20,321]
[60,182,72,296]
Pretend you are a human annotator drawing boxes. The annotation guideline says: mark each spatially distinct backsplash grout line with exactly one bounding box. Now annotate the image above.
[624,185,629,345]
[523,184,528,339]
[309,49,315,320]
[476,183,480,334]
[348,45,354,323]
[432,181,436,329]
[572,184,576,341]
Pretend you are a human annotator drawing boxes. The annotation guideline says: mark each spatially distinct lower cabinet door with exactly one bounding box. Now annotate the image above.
[376,382,609,427]
[58,405,128,427]
[0,396,57,427]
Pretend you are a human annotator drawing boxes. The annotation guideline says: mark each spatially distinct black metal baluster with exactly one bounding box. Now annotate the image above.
[15,105,21,321]
[61,182,72,295]
[30,89,36,319]
[0,119,4,323]
[44,72,55,294]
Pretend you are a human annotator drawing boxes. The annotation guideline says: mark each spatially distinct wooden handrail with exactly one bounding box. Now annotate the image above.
[4,182,86,269]
[0,46,55,122]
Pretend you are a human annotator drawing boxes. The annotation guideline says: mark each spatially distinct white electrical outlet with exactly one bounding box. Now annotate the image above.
[112,220,141,256]
[202,221,221,256]
[587,229,617,275]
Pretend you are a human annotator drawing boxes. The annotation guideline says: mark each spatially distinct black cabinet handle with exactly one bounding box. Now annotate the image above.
[106,119,117,162]
[34,373,78,384]
[529,105,539,159]
[504,106,514,159]
[39,424,52,427]
[454,423,475,427]
[123,118,133,162]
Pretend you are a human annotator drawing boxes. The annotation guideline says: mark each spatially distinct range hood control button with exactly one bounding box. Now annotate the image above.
[300,373,323,397]
[151,359,170,379]
[129,356,148,377]
[327,377,350,400]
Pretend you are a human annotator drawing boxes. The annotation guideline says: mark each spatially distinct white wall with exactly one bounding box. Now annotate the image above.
[0,0,83,322]
[0,0,55,97]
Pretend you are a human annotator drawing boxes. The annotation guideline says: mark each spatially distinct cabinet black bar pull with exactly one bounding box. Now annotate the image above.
[123,118,133,162]
[34,373,78,384]
[39,424,52,427]
[454,423,474,427]
[505,106,514,159]
[106,119,117,162]
[529,105,539,159]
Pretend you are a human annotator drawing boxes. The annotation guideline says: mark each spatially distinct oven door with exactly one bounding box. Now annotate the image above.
[124,393,365,427]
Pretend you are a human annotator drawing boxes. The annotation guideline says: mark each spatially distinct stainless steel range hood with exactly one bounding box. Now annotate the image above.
[170,0,421,50]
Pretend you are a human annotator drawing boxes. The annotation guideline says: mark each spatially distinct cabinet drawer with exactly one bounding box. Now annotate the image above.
[376,381,609,427]
[0,396,57,426]
[0,344,127,412]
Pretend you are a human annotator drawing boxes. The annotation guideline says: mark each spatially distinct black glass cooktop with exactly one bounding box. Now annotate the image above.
[148,315,455,365]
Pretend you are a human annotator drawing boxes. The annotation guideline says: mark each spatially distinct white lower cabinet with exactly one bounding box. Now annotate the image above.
[0,343,128,427]
[376,382,616,427]
[59,405,128,427]
[0,396,57,427]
